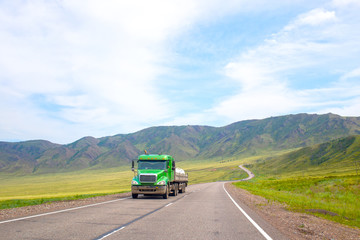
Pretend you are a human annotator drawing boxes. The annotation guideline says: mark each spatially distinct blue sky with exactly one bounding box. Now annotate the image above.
[1,0,360,144]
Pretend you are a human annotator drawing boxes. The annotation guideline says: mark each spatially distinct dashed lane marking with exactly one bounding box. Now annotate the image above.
[94,193,189,240]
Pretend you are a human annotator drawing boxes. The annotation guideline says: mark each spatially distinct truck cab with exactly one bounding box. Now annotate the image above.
[131,154,187,199]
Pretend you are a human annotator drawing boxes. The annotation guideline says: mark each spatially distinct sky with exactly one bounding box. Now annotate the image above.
[1,0,360,144]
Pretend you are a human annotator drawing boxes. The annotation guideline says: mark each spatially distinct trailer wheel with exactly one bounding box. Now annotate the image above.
[163,185,169,199]
[179,183,185,193]
[132,193,138,199]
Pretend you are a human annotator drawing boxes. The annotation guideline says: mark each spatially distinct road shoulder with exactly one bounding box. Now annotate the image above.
[0,192,131,222]
[225,182,360,240]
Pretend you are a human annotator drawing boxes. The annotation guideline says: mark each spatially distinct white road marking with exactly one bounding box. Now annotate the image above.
[96,196,186,240]
[0,197,131,225]
[97,227,125,240]
[223,184,273,240]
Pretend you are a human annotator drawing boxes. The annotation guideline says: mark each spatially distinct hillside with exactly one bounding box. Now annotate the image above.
[1,113,360,173]
[248,135,360,176]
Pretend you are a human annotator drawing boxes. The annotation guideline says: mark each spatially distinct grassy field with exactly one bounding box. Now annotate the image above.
[0,158,249,209]
[234,174,360,228]
[0,166,133,209]
[180,158,249,184]
[232,136,360,228]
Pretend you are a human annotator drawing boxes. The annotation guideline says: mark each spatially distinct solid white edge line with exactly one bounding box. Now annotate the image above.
[165,203,173,207]
[0,197,131,225]
[98,226,125,240]
[223,183,273,240]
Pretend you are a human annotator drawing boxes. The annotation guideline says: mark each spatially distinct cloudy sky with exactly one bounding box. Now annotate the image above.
[1,0,360,144]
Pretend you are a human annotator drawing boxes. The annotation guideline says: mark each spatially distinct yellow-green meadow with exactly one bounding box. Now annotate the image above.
[0,158,249,209]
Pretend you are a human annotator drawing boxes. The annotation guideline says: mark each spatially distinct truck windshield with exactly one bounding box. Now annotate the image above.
[138,160,167,170]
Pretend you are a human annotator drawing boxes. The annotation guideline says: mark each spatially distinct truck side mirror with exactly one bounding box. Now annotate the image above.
[131,160,135,171]
[172,160,175,170]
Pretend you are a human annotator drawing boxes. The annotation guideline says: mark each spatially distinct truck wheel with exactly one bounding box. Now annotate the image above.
[174,183,178,196]
[163,186,169,199]
[132,193,138,199]
[179,183,185,193]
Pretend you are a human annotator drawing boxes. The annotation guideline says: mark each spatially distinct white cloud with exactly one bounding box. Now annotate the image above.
[322,98,360,117]
[224,62,275,90]
[0,0,250,143]
[212,85,301,121]
[1,1,204,141]
[332,0,360,7]
[284,8,336,31]
[340,67,360,81]
[1,0,360,143]
[208,4,360,123]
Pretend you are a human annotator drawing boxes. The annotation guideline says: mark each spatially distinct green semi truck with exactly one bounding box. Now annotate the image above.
[131,154,188,199]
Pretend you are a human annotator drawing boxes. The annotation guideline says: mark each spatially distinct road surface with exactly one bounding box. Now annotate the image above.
[0,181,286,240]
[239,165,255,180]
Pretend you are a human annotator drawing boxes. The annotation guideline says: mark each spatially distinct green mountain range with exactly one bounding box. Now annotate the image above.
[248,134,360,176]
[1,113,360,173]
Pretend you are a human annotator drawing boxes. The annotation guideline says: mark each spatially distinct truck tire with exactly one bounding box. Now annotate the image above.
[174,183,178,196]
[132,193,138,199]
[163,185,169,199]
[179,183,185,193]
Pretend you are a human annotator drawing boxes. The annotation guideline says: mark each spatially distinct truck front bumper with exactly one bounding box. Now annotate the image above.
[131,185,166,195]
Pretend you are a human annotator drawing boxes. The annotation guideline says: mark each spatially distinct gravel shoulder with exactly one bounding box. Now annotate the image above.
[0,192,131,222]
[225,182,360,240]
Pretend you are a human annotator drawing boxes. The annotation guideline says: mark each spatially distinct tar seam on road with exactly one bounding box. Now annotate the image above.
[223,183,273,240]
[0,197,131,225]
[94,194,188,240]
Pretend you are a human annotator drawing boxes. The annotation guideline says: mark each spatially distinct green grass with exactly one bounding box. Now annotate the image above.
[0,193,121,209]
[0,158,251,209]
[0,166,134,209]
[234,175,360,228]
[248,135,360,178]
[180,158,250,184]
[232,136,360,228]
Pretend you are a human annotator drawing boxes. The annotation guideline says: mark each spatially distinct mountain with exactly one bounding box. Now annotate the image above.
[1,113,360,173]
[247,135,360,176]
[0,140,60,172]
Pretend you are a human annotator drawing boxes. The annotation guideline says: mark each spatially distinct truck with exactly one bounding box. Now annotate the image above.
[131,154,188,199]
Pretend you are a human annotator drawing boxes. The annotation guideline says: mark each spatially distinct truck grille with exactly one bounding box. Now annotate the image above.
[139,174,157,183]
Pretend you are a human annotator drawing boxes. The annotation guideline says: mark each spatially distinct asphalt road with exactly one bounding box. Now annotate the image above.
[238,165,255,180]
[0,182,287,240]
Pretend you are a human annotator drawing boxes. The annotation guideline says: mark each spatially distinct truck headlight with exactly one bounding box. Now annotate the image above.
[131,180,139,185]
[157,180,166,185]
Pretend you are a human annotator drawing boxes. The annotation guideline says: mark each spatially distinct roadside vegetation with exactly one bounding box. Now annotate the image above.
[0,167,132,209]
[234,175,360,228]
[234,135,360,228]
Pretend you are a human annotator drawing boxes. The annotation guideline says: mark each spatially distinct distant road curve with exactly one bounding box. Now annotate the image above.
[239,165,255,181]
